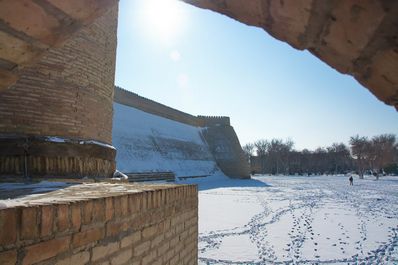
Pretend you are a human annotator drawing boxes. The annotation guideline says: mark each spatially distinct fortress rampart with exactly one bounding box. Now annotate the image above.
[201,125,250,178]
[114,87,232,128]
[114,87,250,179]
[197,116,231,127]
[115,86,199,127]
[0,6,118,178]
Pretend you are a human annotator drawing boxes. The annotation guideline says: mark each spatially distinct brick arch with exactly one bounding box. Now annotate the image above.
[182,0,398,110]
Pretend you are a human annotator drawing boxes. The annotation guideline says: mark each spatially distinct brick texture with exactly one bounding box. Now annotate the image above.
[0,6,118,178]
[0,184,198,265]
[0,7,117,144]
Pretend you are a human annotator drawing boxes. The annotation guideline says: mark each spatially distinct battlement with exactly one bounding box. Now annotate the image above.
[114,86,199,127]
[197,116,230,126]
[115,86,171,109]
[114,87,231,127]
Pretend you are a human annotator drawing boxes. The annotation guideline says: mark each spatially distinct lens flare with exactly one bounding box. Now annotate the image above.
[141,0,186,42]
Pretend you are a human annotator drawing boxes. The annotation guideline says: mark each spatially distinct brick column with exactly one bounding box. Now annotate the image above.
[0,6,118,178]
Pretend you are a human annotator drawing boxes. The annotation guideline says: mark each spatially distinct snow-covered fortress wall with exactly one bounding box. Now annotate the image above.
[113,102,219,177]
[0,7,118,178]
[113,87,250,178]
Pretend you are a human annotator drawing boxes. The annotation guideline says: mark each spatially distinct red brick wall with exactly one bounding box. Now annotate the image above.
[0,6,118,178]
[0,184,198,265]
[0,6,118,144]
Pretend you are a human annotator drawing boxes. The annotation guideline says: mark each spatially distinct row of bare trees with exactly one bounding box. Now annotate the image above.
[350,134,397,178]
[243,134,398,177]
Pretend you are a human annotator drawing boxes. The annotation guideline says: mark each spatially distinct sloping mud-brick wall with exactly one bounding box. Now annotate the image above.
[114,87,250,178]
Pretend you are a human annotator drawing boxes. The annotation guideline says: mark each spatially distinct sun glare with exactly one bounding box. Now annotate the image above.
[141,0,186,42]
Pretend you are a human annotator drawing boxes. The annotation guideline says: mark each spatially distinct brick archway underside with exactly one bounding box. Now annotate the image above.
[0,0,118,92]
[182,0,398,110]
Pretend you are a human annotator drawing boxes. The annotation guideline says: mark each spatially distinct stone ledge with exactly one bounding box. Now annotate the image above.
[0,182,196,208]
[0,135,116,178]
[0,183,198,265]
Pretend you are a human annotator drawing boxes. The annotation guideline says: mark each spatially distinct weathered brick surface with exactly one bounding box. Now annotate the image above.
[0,208,17,246]
[70,203,81,231]
[72,227,104,248]
[0,4,118,178]
[23,236,71,265]
[41,205,54,237]
[0,154,116,179]
[55,251,90,265]
[92,242,119,261]
[0,250,17,265]
[120,231,141,249]
[0,184,198,265]
[0,7,117,144]
[57,204,70,232]
[21,207,39,240]
[110,249,132,265]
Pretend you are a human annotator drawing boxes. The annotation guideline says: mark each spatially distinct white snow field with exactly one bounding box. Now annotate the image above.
[113,103,220,177]
[194,175,398,264]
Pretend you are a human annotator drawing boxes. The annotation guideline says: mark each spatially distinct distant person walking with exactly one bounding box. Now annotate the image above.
[349,175,354,186]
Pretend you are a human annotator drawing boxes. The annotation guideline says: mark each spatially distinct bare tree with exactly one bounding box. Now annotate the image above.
[349,135,369,179]
[254,140,268,173]
[242,143,255,163]
[247,134,396,177]
[313,147,328,175]
[371,134,397,179]
[254,140,268,156]
[266,139,294,175]
[327,143,351,174]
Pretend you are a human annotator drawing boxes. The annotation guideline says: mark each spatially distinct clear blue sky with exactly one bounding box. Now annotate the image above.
[115,0,398,150]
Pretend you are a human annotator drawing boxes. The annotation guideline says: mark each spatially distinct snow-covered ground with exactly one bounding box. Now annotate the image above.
[194,175,398,264]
